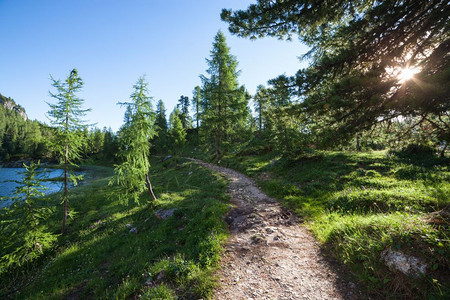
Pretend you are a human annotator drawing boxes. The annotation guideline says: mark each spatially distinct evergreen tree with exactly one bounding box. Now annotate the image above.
[0,162,56,268]
[168,108,186,155]
[191,86,203,129]
[109,77,157,203]
[102,127,118,161]
[222,0,450,145]
[200,31,249,158]
[176,95,192,129]
[154,100,169,154]
[47,69,90,234]
[254,85,269,131]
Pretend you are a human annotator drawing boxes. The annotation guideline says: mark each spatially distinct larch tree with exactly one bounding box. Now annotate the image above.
[0,161,57,267]
[200,31,249,159]
[109,77,157,204]
[47,68,90,234]
[222,0,450,145]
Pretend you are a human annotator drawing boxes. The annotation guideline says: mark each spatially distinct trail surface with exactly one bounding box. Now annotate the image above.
[191,159,366,300]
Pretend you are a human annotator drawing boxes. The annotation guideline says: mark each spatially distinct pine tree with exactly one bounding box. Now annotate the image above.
[109,77,157,204]
[200,31,249,158]
[191,86,203,129]
[47,69,90,234]
[168,108,186,155]
[154,100,169,154]
[176,95,191,129]
[102,127,118,161]
[222,0,450,144]
[254,85,270,131]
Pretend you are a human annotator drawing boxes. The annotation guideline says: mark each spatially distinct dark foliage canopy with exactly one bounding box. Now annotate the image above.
[222,0,450,141]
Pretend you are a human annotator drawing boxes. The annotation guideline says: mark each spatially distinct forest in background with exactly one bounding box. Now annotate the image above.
[0,93,118,165]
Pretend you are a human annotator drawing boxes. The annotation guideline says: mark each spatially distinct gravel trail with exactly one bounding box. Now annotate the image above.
[190,159,366,300]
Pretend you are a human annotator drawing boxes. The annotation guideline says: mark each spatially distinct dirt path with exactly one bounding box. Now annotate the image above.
[191,159,366,300]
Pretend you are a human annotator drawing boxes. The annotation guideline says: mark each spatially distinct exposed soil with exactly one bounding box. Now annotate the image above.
[191,159,368,300]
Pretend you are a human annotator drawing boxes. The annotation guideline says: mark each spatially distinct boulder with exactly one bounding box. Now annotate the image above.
[381,249,427,277]
[154,208,176,220]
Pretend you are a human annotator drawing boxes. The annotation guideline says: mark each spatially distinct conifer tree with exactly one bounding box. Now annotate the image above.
[154,100,169,154]
[0,162,56,267]
[102,127,117,161]
[47,69,90,234]
[254,85,270,131]
[110,77,157,203]
[200,31,249,158]
[168,108,186,155]
[222,0,450,143]
[176,96,192,129]
[191,86,203,129]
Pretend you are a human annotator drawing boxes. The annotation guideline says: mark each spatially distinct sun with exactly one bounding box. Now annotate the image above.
[398,66,419,83]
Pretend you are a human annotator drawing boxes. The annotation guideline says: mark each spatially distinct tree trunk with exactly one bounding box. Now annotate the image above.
[62,144,68,234]
[145,173,157,201]
[356,135,361,151]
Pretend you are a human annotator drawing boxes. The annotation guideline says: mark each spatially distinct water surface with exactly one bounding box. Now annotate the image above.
[0,167,84,208]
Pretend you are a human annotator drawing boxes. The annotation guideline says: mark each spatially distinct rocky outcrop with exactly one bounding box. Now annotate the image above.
[0,93,28,120]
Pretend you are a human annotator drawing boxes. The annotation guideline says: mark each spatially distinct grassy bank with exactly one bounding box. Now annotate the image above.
[0,158,229,299]
[220,150,449,299]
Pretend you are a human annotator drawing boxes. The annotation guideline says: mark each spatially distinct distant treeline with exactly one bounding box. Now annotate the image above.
[0,93,119,163]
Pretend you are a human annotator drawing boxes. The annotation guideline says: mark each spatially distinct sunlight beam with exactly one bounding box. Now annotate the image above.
[398,66,419,83]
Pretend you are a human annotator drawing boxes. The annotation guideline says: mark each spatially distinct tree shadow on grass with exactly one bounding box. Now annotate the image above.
[2,160,230,299]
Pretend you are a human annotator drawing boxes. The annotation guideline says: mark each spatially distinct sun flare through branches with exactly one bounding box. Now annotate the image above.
[398,66,420,83]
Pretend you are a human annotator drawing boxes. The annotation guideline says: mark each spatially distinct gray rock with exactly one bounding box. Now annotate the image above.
[381,249,427,277]
[154,208,176,219]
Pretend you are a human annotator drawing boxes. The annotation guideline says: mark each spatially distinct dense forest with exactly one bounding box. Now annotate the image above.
[1,0,449,299]
[0,93,119,165]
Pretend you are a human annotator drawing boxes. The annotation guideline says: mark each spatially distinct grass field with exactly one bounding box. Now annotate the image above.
[220,149,450,299]
[2,149,448,299]
[0,159,229,299]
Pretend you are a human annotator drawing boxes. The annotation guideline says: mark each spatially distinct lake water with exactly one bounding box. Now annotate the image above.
[0,167,84,208]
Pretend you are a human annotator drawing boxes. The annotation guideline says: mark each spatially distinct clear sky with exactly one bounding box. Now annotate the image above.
[0,0,309,131]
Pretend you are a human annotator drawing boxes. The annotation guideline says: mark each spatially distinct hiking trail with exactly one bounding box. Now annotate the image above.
[190,159,367,300]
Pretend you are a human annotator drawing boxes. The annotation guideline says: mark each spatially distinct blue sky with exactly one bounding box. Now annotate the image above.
[0,0,309,131]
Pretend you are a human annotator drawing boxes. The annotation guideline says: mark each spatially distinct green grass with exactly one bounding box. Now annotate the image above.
[0,158,229,299]
[220,149,450,299]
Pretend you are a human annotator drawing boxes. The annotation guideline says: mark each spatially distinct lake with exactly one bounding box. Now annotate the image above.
[0,167,84,208]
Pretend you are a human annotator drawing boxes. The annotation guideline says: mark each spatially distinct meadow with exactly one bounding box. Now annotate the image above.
[0,159,229,299]
[219,149,450,299]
